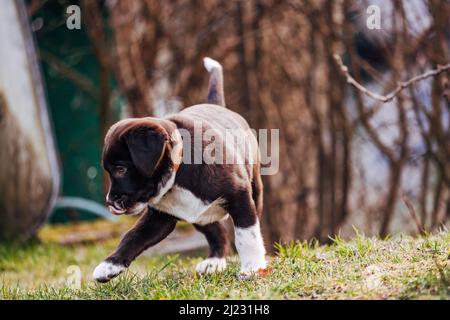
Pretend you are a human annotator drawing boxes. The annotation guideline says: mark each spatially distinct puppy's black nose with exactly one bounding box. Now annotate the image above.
[106,198,115,207]
[106,194,116,206]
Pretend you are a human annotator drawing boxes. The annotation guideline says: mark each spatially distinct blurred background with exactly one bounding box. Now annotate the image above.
[0,0,449,253]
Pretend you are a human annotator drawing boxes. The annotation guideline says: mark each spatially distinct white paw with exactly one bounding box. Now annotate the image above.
[234,222,268,279]
[93,261,125,283]
[239,259,267,279]
[195,257,227,274]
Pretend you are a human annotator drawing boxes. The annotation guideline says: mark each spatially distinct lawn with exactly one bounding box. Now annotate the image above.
[0,221,449,300]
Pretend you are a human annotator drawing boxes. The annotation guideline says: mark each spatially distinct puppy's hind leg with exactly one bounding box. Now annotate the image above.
[194,222,229,274]
[93,209,177,283]
[227,191,267,277]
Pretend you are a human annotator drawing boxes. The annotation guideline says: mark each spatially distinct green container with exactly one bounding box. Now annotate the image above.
[30,1,121,223]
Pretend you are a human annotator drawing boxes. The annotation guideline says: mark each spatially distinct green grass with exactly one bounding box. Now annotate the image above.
[1,227,450,299]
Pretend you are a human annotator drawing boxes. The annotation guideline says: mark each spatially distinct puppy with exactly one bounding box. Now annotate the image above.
[93,57,267,282]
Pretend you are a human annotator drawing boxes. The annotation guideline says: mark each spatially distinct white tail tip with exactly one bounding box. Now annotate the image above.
[203,57,222,72]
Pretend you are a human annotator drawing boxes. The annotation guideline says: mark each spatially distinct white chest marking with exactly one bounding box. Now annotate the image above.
[150,171,176,204]
[150,185,228,225]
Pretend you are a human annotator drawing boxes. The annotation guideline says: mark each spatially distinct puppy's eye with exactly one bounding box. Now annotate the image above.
[114,166,127,177]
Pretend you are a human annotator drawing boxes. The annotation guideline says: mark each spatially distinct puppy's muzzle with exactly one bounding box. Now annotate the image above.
[108,202,148,216]
[108,204,126,215]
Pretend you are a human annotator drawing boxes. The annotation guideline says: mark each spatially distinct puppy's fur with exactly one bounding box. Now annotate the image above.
[93,58,267,282]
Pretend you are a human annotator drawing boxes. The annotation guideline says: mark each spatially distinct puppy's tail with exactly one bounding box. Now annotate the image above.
[203,57,225,107]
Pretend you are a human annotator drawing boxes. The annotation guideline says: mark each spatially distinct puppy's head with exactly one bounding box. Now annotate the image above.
[102,117,180,215]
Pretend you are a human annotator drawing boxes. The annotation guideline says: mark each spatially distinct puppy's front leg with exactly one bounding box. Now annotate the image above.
[93,209,177,283]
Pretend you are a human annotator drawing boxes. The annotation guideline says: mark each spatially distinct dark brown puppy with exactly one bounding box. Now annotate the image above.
[93,58,267,282]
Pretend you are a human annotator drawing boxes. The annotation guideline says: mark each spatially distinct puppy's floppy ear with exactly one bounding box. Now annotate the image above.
[124,127,167,176]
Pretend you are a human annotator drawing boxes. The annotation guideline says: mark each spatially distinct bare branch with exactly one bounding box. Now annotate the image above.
[40,50,98,99]
[402,194,425,235]
[333,54,450,103]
